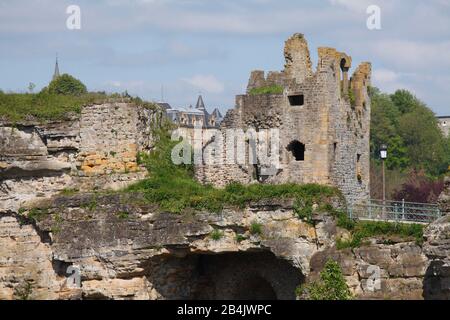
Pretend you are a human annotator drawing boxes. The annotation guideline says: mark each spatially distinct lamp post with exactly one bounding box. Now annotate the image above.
[380,144,388,216]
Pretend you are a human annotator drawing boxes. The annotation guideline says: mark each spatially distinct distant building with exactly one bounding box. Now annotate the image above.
[162,95,223,129]
[437,116,450,137]
[53,56,60,81]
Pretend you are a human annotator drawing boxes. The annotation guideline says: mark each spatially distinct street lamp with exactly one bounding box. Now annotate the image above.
[380,144,388,160]
[380,144,388,212]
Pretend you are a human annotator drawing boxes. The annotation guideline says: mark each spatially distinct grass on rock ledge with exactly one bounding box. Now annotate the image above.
[248,85,284,95]
[0,91,159,122]
[126,126,340,214]
[336,213,424,248]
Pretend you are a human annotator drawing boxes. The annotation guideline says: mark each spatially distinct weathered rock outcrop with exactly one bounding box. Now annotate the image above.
[422,176,450,299]
[0,103,162,212]
[0,193,441,300]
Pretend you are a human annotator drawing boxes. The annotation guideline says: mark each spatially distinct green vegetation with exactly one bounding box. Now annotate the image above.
[0,91,160,122]
[336,218,424,249]
[116,211,130,219]
[235,234,246,243]
[126,125,340,214]
[249,85,284,95]
[0,72,159,122]
[45,74,87,96]
[27,208,49,222]
[51,213,63,235]
[60,188,79,196]
[0,91,105,122]
[297,259,352,300]
[348,89,356,107]
[210,229,224,241]
[80,195,98,211]
[370,88,449,177]
[249,221,263,235]
[13,280,33,300]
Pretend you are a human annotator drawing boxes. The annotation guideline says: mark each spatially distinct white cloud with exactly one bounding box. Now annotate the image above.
[373,69,399,83]
[370,40,450,70]
[329,0,372,12]
[104,80,145,90]
[182,75,225,94]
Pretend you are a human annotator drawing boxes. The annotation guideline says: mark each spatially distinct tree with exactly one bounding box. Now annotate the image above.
[391,89,419,114]
[370,87,448,177]
[297,259,352,300]
[46,73,87,96]
[398,108,447,176]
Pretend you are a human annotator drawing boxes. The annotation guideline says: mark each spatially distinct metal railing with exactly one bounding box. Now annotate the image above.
[348,199,441,224]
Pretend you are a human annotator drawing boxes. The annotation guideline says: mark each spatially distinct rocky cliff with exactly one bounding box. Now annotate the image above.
[0,192,443,300]
[0,103,162,212]
[423,176,450,299]
[0,103,449,300]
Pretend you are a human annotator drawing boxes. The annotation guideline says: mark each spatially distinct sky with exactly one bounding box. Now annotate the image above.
[0,0,449,115]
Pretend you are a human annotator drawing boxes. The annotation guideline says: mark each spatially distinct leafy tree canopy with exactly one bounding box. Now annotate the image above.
[45,74,87,96]
[370,87,449,177]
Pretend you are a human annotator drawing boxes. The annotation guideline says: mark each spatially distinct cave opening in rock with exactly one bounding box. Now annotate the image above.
[231,275,277,300]
[146,251,303,300]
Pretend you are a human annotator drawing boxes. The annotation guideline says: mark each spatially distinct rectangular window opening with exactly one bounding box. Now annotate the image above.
[288,94,304,106]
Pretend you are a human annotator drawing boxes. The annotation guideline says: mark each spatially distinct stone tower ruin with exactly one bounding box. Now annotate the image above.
[194,33,371,204]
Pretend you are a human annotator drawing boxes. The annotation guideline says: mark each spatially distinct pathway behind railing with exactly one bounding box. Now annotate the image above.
[348,199,441,224]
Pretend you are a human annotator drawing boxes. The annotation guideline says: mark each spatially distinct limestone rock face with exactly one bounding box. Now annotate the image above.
[0,103,161,212]
[308,242,428,300]
[423,179,450,299]
[0,193,442,300]
[438,176,450,215]
[0,213,79,300]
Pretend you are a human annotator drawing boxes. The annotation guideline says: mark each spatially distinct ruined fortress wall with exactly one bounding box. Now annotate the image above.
[329,62,371,204]
[194,33,371,205]
[0,103,162,211]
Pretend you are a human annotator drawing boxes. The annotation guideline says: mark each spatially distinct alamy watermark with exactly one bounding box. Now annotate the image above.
[66,5,81,30]
[171,127,282,176]
[366,265,382,292]
[367,5,381,30]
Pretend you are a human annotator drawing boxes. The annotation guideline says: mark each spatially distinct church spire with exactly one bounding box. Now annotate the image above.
[195,94,206,111]
[53,54,60,81]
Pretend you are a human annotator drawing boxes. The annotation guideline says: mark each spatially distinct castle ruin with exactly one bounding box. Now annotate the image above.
[194,34,371,204]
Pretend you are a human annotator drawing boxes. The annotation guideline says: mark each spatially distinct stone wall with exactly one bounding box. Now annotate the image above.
[0,103,162,211]
[195,33,371,205]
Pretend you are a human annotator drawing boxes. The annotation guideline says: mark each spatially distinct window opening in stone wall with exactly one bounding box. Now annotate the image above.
[287,140,305,161]
[288,95,304,106]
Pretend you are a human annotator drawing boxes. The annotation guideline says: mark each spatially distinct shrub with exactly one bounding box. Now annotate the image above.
[297,259,352,300]
[393,169,444,203]
[46,74,87,96]
[249,221,263,235]
[210,229,224,241]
